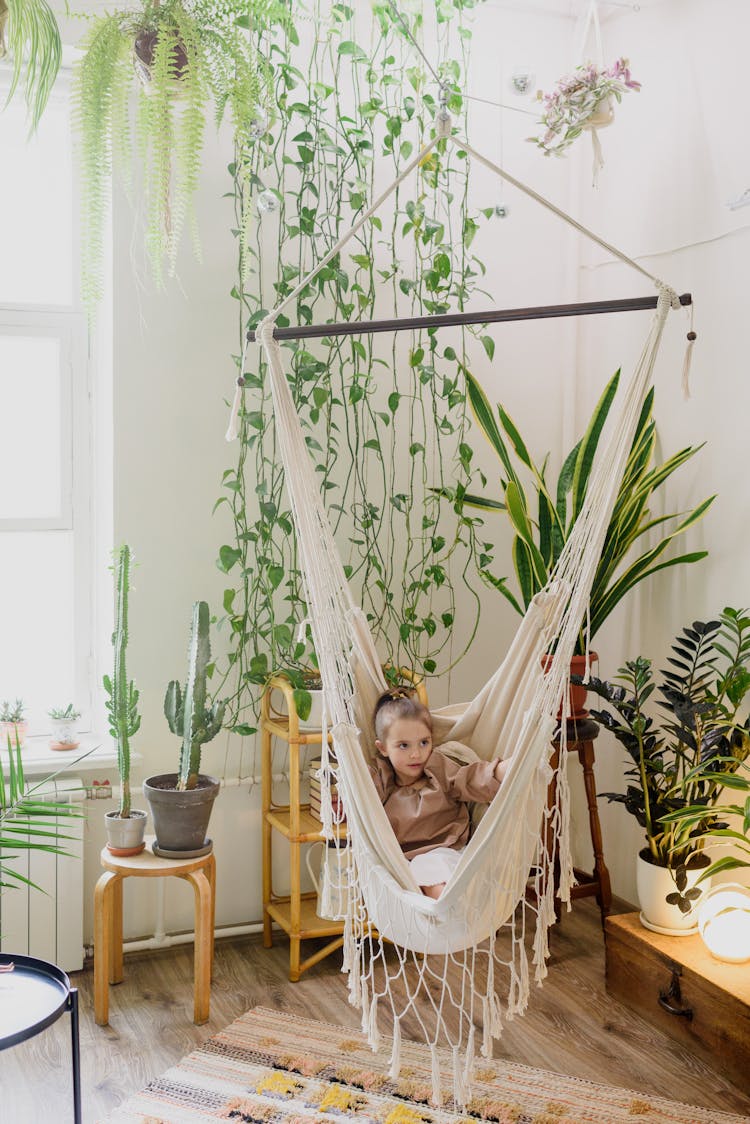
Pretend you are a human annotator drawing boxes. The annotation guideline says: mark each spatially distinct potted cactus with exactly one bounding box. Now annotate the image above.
[144,600,225,857]
[103,544,148,855]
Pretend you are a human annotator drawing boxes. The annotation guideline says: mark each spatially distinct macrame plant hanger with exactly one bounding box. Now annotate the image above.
[574,0,612,184]
[225,83,691,1111]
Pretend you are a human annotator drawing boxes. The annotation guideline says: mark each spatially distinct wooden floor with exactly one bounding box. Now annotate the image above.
[3,901,749,1123]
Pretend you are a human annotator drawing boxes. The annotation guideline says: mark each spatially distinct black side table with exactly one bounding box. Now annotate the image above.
[0,952,81,1123]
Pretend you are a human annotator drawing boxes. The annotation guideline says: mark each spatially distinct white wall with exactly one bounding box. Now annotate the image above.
[567,0,750,902]
[69,0,750,941]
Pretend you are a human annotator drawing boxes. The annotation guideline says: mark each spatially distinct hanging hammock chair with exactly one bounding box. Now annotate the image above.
[228,111,687,1105]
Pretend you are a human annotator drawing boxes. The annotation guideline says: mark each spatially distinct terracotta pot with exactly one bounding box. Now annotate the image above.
[540,652,598,720]
[1,720,27,747]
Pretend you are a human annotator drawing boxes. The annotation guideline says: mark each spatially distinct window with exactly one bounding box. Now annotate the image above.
[0,63,94,733]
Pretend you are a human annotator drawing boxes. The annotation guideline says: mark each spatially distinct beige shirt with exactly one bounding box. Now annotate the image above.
[369,748,501,859]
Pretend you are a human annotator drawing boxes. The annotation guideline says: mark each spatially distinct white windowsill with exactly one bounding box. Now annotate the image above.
[3,734,140,777]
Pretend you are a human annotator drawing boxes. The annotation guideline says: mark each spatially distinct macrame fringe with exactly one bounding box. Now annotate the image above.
[682,308,696,399]
[388,1017,401,1079]
[462,1025,476,1091]
[359,986,370,1038]
[452,1045,468,1110]
[342,914,355,974]
[430,1045,441,1107]
[224,379,243,442]
[367,993,380,1051]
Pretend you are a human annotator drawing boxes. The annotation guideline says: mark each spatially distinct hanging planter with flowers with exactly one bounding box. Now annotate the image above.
[529,57,640,164]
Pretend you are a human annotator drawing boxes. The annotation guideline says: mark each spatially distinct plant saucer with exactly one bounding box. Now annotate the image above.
[638,911,697,937]
[152,838,213,860]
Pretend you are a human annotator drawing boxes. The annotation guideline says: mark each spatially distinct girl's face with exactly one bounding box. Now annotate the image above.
[376,716,433,785]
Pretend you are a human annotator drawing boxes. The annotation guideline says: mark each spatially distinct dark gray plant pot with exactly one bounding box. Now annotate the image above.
[104,808,148,856]
[143,773,220,854]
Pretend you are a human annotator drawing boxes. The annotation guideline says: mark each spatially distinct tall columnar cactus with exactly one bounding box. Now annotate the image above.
[164,600,225,791]
[103,544,141,817]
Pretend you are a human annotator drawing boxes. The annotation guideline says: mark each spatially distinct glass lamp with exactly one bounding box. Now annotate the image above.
[697,883,750,963]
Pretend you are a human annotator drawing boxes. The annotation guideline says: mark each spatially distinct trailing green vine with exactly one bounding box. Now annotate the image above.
[214,0,498,733]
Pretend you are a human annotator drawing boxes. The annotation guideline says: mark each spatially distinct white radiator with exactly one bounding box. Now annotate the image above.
[0,776,85,971]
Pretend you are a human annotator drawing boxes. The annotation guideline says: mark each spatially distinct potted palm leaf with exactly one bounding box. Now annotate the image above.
[0,0,61,131]
[456,369,714,714]
[582,608,750,933]
[1,729,85,893]
[103,544,148,856]
[144,600,225,857]
[73,0,288,309]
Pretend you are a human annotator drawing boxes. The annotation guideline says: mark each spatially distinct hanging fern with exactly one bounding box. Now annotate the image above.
[72,0,288,311]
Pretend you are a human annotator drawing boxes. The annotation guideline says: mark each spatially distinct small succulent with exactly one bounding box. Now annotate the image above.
[1,699,26,723]
[48,703,81,720]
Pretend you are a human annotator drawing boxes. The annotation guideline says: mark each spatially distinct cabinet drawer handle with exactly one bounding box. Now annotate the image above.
[658,966,693,1020]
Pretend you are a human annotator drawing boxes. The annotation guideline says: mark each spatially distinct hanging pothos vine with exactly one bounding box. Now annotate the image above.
[214,0,499,733]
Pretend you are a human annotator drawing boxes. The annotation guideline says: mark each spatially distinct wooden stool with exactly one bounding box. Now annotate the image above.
[548,718,612,926]
[93,837,216,1026]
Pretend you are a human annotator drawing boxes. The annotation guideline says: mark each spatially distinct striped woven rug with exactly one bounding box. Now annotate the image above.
[105,1005,745,1123]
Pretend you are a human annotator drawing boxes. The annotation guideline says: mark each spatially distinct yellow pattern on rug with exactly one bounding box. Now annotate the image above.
[105,1006,746,1124]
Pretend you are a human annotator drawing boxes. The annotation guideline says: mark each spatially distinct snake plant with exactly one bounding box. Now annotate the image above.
[72,0,288,311]
[0,0,61,132]
[458,369,715,653]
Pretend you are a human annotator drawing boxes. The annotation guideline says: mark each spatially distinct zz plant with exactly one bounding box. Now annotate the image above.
[583,609,750,910]
[458,368,715,653]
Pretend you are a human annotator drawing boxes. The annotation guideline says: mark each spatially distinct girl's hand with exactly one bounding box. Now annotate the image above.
[494,758,509,783]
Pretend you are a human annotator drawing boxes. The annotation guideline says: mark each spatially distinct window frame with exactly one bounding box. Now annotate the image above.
[0,59,97,733]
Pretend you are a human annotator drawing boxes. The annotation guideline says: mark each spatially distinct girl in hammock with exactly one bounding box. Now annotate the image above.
[371,691,509,899]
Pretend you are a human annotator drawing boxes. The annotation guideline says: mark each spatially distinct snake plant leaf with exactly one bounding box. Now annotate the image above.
[464,369,521,486]
[570,369,620,523]
[511,535,536,609]
[496,403,534,471]
[455,493,506,512]
[555,441,580,531]
[479,569,524,615]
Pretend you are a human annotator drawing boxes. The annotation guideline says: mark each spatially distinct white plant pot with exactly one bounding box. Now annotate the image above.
[636,851,712,935]
[49,717,80,750]
[583,95,615,130]
[278,688,325,731]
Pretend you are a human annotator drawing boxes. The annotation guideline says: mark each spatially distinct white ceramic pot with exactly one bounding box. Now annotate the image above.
[636,851,712,935]
[278,687,325,731]
[583,95,615,130]
[50,716,80,750]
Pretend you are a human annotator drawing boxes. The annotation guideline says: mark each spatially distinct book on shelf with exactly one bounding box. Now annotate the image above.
[308,758,345,822]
